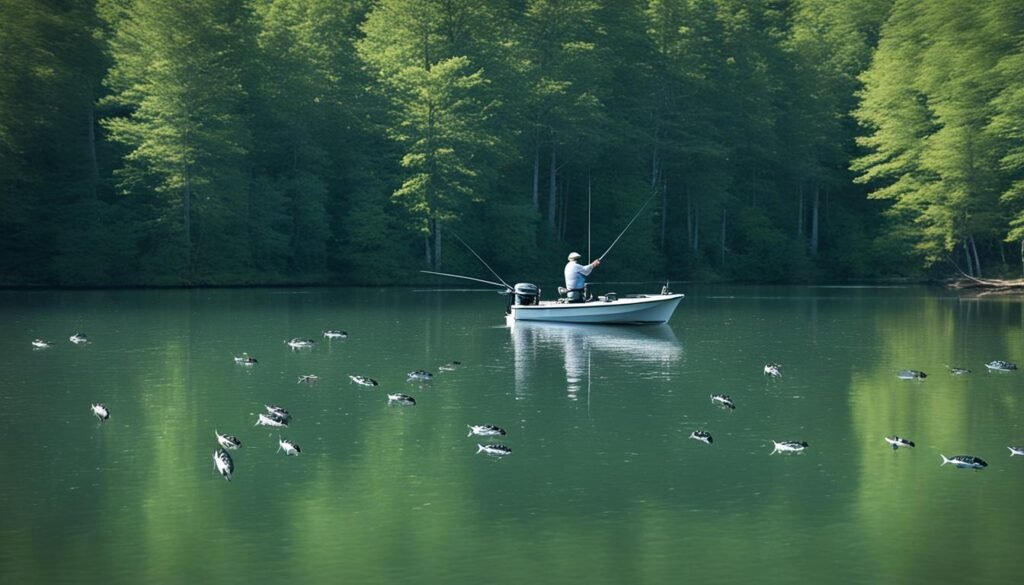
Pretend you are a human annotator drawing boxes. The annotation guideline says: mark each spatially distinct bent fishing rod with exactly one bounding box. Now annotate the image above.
[451,231,512,289]
[420,270,511,291]
[595,189,659,262]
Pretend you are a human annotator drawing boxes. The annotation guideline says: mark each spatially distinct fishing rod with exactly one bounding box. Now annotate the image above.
[420,270,511,291]
[451,231,512,289]
[597,189,659,261]
[588,173,592,262]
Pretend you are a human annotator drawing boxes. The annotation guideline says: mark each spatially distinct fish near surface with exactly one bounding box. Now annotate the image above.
[91,403,110,421]
[476,444,512,456]
[407,370,433,382]
[387,393,416,406]
[940,454,987,469]
[215,430,242,450]
[710,394,735,409]
[468,424,506,437]
[264,405,291,421]
[986,360,1017,372]
[438,361,462,372]
[885,436,915,449]
[770,440,808,455]
[255,413,288,428]
[213,449,234,481]
[689,430,713,445]
[277,437,301,456]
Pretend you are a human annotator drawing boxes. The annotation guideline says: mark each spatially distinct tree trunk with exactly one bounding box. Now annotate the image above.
[809,182,819,257]
[184,169,193,279]
[970,234,981,278]
[692,200,699,254]
[796,183,803,239]
[686,189,692,252]
[548,145,557,229]
[660,179,667,251]
[434,220,442,271]
[559,174,570,241]
[532,146,540,211]
[87,105,99,197]
[963,240,974,277]
[719,208,727,266]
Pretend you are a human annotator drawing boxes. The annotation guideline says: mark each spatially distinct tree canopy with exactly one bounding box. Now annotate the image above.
[3,0,1023,287]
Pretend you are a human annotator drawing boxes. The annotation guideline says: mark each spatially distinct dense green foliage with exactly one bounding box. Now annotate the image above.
[1,0,1022,286]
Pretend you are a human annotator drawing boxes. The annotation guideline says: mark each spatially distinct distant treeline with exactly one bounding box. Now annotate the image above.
[2,0,1023,287]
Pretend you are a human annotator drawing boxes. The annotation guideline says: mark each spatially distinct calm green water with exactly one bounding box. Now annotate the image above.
[1,286,1022,585]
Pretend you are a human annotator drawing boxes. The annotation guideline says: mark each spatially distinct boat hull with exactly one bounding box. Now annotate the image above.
[506,293,684,325]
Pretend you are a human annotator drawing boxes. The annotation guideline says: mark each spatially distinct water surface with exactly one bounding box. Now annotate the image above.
[1,286,1021,584]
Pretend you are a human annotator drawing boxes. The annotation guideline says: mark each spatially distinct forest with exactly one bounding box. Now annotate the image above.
[1,0,1023,287]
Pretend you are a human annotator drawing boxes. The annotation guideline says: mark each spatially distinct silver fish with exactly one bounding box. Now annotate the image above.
[255,413,288,428]
[897,370,927,380]
[277,437,301,456]
[940,454,987,469]
[407,370,433,382]
[986,360,1017,372]
[297,374,319,384]
[31,339,52,349]
[215,430,242,450]
[90,403,110,421]
[387,393,416,406]
[763,363,782,378]
[689,430,713,445]
[349,375,378,387]
[323,330,348,339]
[949,367,970,375]
[234,353,257,365]
[213,448,233,481]
[264,405,290,420]
[438,361,462,372]
[885,436,915,449]
[1008,446,1024,457]
[476,444,512,456]
[770,440,808,454]
[468,424,506,437]
[69,333,89,344]
[710,394,735,409]
[286,338,315,349]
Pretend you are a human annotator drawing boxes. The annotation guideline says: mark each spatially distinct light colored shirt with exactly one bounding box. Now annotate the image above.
[564,260,594,290]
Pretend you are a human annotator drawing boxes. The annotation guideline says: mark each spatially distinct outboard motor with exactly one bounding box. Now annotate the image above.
[513,283,539,306]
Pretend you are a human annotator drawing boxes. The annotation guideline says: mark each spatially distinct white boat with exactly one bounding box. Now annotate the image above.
[505,283,683,325]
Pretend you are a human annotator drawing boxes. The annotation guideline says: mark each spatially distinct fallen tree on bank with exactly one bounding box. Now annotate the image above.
[947,275,1024,293]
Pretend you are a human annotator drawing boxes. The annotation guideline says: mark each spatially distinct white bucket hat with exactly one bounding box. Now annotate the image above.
[567,252,582,261]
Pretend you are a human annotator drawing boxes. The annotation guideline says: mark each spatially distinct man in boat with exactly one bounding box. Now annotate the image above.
[564,252,600,303]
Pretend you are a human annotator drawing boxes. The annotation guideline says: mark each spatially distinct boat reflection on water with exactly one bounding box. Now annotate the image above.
[509,320,684,400]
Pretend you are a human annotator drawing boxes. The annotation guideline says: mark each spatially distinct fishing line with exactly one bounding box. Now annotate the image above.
[450,231,512,289]
[597,190,659,261]
[420,270,510,290]
[588,173,592,263]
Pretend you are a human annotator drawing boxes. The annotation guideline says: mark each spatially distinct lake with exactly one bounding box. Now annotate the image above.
[1,285,1022,584]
